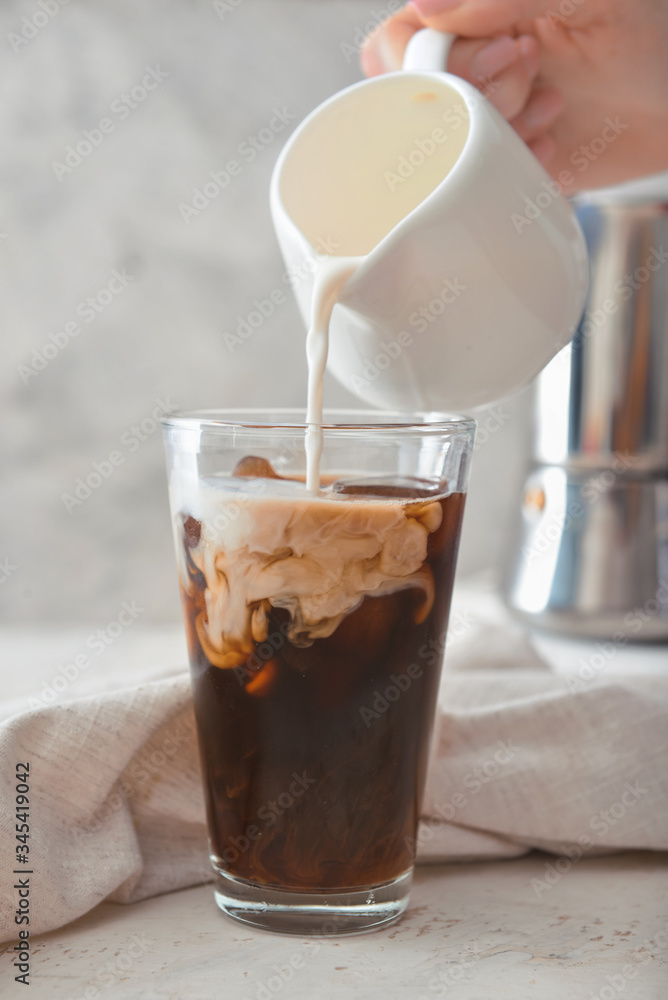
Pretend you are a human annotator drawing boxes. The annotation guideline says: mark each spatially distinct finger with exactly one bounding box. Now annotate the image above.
[409,0,554,38]
[363,28,538,125]
[480,58,538,121]
[450,35,519,81]
[448,35,539,122]
[516,34,540,79]
[363,15,540,96]
[527,132,557,166]
[510,86,565,142]
[361,4,424,75]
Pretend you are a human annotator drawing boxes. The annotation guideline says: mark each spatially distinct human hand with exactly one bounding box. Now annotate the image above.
[362,0,668,190]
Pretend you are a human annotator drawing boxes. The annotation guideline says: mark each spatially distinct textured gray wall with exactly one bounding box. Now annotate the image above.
[0,0,531,627]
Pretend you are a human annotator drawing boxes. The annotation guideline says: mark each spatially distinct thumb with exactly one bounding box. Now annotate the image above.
[410,0,555,37]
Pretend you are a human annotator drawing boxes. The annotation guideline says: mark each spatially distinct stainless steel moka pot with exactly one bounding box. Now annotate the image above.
[504,193,668,640]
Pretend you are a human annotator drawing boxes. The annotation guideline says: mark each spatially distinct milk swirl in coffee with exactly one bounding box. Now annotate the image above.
[175,462,465,889]
[174,465,443,668]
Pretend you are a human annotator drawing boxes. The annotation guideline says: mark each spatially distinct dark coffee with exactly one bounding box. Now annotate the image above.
[177,462,465,892]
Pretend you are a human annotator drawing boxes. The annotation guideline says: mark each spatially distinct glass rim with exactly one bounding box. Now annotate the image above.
[161,408,476,434]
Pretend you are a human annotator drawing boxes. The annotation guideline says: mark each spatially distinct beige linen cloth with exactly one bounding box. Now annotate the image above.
[1,618,667,942]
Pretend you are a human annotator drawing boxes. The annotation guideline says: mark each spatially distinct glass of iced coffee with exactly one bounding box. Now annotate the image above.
[162,409,474,934]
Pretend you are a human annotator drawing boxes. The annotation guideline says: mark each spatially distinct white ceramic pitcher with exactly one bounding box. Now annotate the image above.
[270,29,588,411]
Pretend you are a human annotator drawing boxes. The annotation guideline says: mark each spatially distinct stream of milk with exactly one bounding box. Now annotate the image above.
[284,77,469,492]
[304,257,362,493]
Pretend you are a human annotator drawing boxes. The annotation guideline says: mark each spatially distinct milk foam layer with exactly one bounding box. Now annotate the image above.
[175,478,444,670]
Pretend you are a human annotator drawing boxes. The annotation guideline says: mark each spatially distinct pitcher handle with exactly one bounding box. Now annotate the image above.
[402,28,456,73]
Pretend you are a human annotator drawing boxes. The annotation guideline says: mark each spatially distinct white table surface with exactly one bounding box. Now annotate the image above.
[9,852,668,1000]
[1,600,666,999]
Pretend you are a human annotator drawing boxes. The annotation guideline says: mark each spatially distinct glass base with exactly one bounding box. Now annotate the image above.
[212,867,412,935]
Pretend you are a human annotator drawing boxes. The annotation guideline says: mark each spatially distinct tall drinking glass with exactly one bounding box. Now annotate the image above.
[162,409,474,934]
